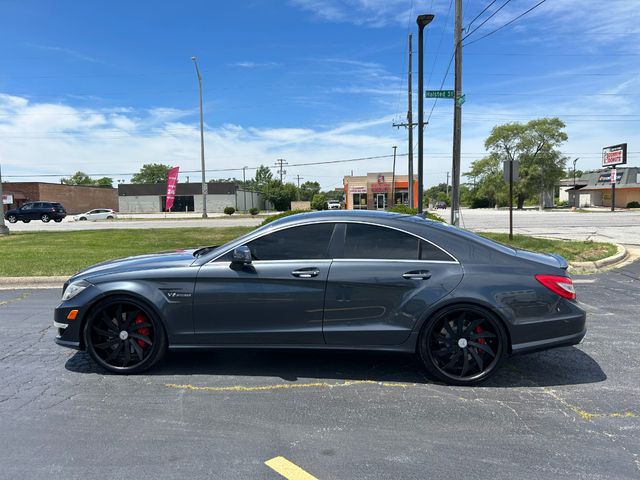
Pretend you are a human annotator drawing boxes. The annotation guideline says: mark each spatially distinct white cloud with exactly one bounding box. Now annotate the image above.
[228,61,282,68]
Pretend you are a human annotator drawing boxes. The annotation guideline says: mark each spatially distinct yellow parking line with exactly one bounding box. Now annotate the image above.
[265,456,319,480]
[165,379,417,393]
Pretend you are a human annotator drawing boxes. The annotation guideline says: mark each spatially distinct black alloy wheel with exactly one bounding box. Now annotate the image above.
[84,296,166,374]
[419,305,507,386]
[7,215,17,223]
[41,213,50,222]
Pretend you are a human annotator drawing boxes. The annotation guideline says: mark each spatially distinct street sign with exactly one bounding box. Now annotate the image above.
[602,143,627,167]
[503,160,519,183]
[2,194,13,205]
[425,90,455,99]
[457,94,466,105]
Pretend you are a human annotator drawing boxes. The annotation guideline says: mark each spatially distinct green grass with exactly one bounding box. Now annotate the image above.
[0,227,618,277]
[0,227,253,277]
[479,233,617,262]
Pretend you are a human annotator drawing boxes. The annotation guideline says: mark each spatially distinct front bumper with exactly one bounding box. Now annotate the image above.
[54,305,83,350]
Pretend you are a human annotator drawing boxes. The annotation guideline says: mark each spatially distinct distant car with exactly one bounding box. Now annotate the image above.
[327,201,341,210]
[54,210,585,385]
[4,201,66,223]
[74,209,117,222]
[435,201,447,209]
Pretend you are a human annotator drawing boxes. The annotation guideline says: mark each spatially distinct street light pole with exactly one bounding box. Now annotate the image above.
[573,157,579,209]
[416,13,435,215]
[191,56,207,218]
[391,146,397,208]
[0,162,9,235]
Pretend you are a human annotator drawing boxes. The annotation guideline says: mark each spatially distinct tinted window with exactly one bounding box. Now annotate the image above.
[246,223,335,261]
[343,223,453,261]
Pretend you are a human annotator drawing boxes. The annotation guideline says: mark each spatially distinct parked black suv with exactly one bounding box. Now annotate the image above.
[4,202,67,223]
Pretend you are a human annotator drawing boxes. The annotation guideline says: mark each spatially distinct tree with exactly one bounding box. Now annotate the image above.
[426,183,450,205]
[254,165,273,189]
[61,171,95,186]
[299,181,321,201]
[60,171,113,188]
[465,118,568,209]
[131,163,171,184]
[262,180,298,211]
[311,193,328,210]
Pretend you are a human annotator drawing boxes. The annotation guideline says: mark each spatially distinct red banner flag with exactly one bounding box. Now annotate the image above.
[165,166,180,211]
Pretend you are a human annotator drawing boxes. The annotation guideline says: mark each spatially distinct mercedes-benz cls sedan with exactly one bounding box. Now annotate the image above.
[54,210,586,385]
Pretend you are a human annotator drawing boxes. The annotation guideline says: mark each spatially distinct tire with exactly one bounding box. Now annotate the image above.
[106,216,114,220]
[418,304,508,386]
[54,219,62,223]
[7,215,17,223]
[84,296,167,374]
[22,219,30,223]
[79,217,87,221]
[41,214,51,222]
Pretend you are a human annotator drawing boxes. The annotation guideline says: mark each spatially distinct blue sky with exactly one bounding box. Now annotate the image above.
[0,0,638,190]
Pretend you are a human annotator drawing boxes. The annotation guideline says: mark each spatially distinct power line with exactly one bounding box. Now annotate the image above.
[466,0,498,30]
[464,0,548,46]
[462,0,513,41]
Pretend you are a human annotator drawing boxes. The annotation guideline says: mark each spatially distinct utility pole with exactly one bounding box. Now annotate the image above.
[451,0,463,226]
[391,146,397,208]
[274,158,288,183]
[191,56,207,218]
[242,166,248,212]
[572,157,579,209]
[0,162,9,235]
[296,174,304,201]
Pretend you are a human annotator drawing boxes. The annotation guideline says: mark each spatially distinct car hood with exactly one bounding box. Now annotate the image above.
[515,249,569,270]
[69,249,198,283]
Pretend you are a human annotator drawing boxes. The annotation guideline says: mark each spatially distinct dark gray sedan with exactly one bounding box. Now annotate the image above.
[54,211,585,385]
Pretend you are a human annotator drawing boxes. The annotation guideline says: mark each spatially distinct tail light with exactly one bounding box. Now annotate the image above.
[535,274,576,300]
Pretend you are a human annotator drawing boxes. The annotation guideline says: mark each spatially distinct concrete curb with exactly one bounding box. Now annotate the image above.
[568,243,629,273]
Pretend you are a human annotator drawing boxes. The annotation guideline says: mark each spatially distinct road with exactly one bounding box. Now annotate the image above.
[5,209,640,246]
[1,262,639,479]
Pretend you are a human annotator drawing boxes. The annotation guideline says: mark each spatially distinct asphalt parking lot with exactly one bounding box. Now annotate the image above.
[1,263,639,479]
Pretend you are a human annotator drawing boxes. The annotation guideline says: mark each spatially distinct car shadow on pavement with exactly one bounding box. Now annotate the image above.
[65,345,606,388]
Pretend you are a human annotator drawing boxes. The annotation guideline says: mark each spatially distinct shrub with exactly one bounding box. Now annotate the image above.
[470,198,491,209]
[556,200,569,207]
[223,207,235,215]
[627,201,640,208]
[387,205,417,214]
[249,208,259,215]
[260,210,310,226]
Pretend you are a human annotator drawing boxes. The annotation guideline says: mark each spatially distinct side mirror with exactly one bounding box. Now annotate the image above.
[232,245,252,265]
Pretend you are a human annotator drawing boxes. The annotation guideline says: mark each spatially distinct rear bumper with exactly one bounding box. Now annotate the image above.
[511,327,586,355]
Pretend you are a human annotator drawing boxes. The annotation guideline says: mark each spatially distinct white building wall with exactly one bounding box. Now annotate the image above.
[118,195,161,213]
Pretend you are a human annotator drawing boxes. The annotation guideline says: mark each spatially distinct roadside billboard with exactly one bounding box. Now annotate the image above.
[602,143,627,167]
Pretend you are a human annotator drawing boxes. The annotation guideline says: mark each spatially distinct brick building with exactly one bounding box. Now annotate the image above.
[343,172,418,210]
[1,182,118,214]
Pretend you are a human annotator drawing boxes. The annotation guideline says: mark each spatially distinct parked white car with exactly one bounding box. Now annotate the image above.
[327,200,341,210]
[73,209,118,221]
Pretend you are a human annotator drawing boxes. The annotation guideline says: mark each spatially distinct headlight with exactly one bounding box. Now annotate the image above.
[62,280,91,301]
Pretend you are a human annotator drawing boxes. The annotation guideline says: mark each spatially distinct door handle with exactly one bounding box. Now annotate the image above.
[291,268,320,278]
[402,270,431,280]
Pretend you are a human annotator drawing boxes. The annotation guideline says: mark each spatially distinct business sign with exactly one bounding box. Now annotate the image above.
[165,166,180,211]
[2,194,13,205]
[349,185,367,194]
[610,168,617,184]
[602,143,627,167]
[597,171,623,183]
[370,183,389,193]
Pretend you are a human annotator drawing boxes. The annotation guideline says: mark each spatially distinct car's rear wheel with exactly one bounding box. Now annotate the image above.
[79,217,87,221]
[84,296,166,374]
[7,215,17,223]
[418,305,507,386]
[106,216,114,220]
[54,218,62,223]
[22,219,30,223]
[41,214,50,222]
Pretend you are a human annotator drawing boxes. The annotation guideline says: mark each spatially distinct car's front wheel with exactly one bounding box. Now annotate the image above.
[418,305,507,386]
[54,218,62,223]
[84,296,167,374]
[7,215,17,223]
[41,214,50,222]
[22,219,30,223]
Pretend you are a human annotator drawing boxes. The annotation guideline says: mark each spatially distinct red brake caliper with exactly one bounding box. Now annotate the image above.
[475,325,486,353]
[134,313,149,349]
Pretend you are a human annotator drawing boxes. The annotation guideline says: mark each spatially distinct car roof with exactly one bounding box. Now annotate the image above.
[266,210,440,228]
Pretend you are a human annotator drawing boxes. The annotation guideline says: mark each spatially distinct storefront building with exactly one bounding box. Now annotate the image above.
[343,173,418,210]
[1,182,117,214]
[565,167,640,208]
